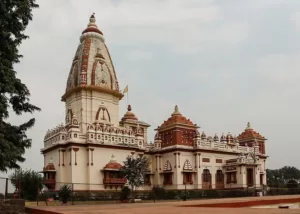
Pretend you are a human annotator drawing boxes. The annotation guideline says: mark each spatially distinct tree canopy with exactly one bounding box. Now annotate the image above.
[0,0,40,172]
[267,166,300,187]
[9,169,43,200]
[120,155,149,199]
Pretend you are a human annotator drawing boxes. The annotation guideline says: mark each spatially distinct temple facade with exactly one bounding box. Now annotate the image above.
[41,15,268,191]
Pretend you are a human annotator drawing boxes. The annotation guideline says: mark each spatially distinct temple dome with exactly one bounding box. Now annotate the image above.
[62,14,122,101]
[237,122,265,140]
[157,105,196,129]
[121,105,138,121]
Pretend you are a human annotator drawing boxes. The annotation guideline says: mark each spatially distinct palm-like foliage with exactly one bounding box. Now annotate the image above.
[58,184,72,204]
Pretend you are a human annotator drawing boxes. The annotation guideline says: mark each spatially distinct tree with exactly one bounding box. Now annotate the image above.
[0,0,40,172]
[120,155,149,201]
[266,169,284,187]
[267,166,300,187]
[9,169,43,200]
[280,166,300,183]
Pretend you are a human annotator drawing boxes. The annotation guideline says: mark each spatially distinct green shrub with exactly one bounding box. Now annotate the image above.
[120,186,131,200]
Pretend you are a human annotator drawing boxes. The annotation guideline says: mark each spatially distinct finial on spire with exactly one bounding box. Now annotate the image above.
[246,122,252,130]
[172,105,181,115]
[90,13,96,22]
[127,105,132,111]
[110,154,116,162]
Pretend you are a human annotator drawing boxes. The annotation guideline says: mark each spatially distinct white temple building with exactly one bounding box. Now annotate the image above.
[41,14,268,191]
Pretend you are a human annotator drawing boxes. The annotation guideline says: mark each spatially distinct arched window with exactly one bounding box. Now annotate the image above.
[202,169,211,182]
[216,170,224,182]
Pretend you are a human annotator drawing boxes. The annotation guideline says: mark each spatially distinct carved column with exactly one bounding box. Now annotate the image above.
[58,150,61,166]
[159,155,162,171]
[174,153,177,168]
[69,148,72,165]
[87,148,90,166]
[90,148,94,166]
[194,153,197,168]
[61,149,65,166]
[73,148,79,165]
[177,152,181,168]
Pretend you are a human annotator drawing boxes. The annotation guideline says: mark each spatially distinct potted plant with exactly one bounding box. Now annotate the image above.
[58,184,72,205]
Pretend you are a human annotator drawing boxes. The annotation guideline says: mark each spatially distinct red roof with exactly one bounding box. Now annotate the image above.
[104,161,122,170]
[43,163,55,171]
[237,122,265,140]
[158,105,195,129]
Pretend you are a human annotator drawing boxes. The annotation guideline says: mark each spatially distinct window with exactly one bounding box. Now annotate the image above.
[112,137,114,141]
[163,173,172,185]
[144,174,151,185]
[226,172,237,184]
[202,169,211,182]
[216,170,224,183]
[183,173,193,184]
[74,134,77,138]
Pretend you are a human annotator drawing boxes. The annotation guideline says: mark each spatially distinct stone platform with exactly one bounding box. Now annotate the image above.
[25,195,300,214]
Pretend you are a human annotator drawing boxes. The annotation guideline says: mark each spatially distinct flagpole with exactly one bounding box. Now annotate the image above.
[127,88,129,106]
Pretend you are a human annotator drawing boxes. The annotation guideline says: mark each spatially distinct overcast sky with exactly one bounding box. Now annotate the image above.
[2,0,300,184]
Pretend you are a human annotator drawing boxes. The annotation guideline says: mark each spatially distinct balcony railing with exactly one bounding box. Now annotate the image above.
[103,178,127,184]
[43,179,56,185]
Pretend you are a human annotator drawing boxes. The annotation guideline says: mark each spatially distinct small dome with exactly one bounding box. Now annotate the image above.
[213,133,219,142]
[220,133,226,142]
[207,136,213,142]
[226,132,234,140]
[43,163,55,171]
[158,105,195,128]
[201,131,207,140]
[104,162,122,170]
[121,105,138,121]
[104,155,122,170]
[196,130,201,138]
[237,122,265,140]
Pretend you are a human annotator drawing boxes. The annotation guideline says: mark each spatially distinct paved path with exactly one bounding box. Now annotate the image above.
[26,195,300,214]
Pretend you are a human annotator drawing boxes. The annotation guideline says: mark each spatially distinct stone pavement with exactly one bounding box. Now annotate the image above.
[26,195,300,214]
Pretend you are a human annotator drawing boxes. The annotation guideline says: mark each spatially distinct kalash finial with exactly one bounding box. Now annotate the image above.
[127,104,132,111]
[89,13,96,24]
[172,105,181,116]
[246,122,253,130]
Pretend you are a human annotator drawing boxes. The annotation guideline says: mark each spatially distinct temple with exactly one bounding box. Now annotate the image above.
[41,14,268,191]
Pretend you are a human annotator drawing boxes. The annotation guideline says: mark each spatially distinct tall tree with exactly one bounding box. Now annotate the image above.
[120,155,149,201]
[0,0,40,172]
[9,169,43,200]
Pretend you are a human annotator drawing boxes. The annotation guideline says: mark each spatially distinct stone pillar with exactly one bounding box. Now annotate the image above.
[196,153,202,189]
